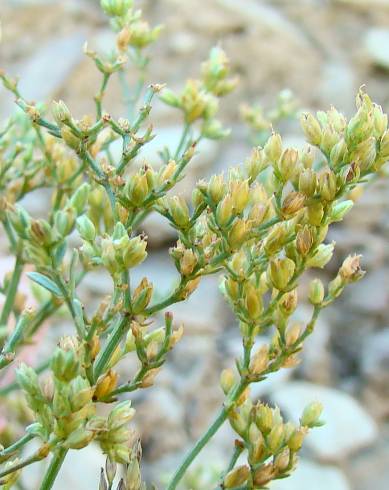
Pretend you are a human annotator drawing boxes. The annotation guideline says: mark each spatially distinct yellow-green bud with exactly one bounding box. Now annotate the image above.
[278,148,298,182]
[330,138,348,168]
[122,236,147,269]
[329,200,353,223]
[308,278,325,305]
[319,170,337,201]
[267,423,284,453]
[64,427,95,449]
[216,194,234,227]
[288,428,307,451]
[76,215,96,241]
[307,243,334,268]
[244,282,263,320]
[230,179,250,214]
[300,112,322,146]
[132,278,153,314]
[125,173,149,207]
[52,100,71,124]
[208,174,226,203]
[51,347,79,382]
[220,368,235,394]
[101,0,133,17]
[299,168,317,197]
[268,257,295,291]
[70,183,90,215]
[264,133,282,164]
[300,401,323,428]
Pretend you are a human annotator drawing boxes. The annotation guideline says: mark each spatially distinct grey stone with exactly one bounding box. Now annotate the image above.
[347,269,389,315]
[271,381,378,462]
[365,28,389,69]
[15,33,86,102]
[271,459,350,490]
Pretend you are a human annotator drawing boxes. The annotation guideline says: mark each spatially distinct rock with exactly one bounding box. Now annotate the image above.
[216,0,311,49]
[365,28,389,69]
[346,269,389,315]
[345,425,389,490]
[320,61,355,114]
[136,387,188,460]
[140,212,178,248]
[293,306,332,384]
[271,381,378,462]
[271,459,350,490]
[361,329,389,419]
[16,33,86,102]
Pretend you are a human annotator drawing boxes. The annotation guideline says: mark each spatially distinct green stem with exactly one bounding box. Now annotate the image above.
[39,448,68,490]
[93,315,129,381]
[0,252,23,327]
[0,433,34,458]
[174,123,190,160]
[166,381,247,490]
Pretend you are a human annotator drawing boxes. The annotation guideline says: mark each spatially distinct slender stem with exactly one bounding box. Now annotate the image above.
[166,408,228,490]
[174,123,190,160]
[39,448,68,490]
[166,381,247,490]
[0,433,34,458]
[0,252,23,327]
[93,315,129,381]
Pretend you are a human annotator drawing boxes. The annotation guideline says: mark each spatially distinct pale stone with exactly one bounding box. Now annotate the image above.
[365,28,389,69]
[271,459,350,490]
[271,381,378,462]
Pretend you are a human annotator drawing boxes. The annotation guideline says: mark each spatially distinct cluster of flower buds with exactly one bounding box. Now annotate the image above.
[241,89,299,144]
[160,47,236,139]
[221,398,323,488]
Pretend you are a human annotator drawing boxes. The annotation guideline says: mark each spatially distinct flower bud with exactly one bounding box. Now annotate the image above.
[256,404,273,434]
[52,100,71,124]
[288,427,307,451]
[122,236,147,269]
[108,401,136,430]
[267,423,284,453]
[249,345,269,375]
[94,370,119,401]
[51,347,79,382]
[216,194,234,227]
[264,133,282,164]
[70,183,90,215]
[166,196,190,228]
[319,170,337,201]
[223,465,250,488]
[244,282,263,320]
[339,254,365,283]
[76,215,96,241]
[228,218,249,250]
[101,0,133,17]
[300,401,323,428]
[220,368,235,394]
[125,173,149,207]
[208,174,226,203]
[330,138,348,168]
[279,289,298,317]
[268,257,295,291]
[278,148,298,182]
[132,278,153,314]
[307,242,334,268]
[64,427,95,449]
[230,179,250,214]
[281,191,305,217]
[61,126,80,150]
[300,113,322,146]
[296,225,314,257]
[308,278,325,305]
[299,168,317,197]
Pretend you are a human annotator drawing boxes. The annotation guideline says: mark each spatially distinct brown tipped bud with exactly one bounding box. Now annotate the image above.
[296,225,314,257]
[281,191,305,217]
[279,289,298,316]
[299,168,317,197]
[268,257,295,291]
[223,465,250,488]
[249,345,269,375]
[338,254,365,283]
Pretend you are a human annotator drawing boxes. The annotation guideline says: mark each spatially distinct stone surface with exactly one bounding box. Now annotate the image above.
[271,459,350,490]
[346,269,389,315]
[365,28,389,69]
[271,381,378,462]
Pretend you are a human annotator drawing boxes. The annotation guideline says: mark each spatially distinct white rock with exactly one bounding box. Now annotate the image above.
[270,459,350,490]
[365,28,389,69]
[271,381,378,462]
[16,33,86,101]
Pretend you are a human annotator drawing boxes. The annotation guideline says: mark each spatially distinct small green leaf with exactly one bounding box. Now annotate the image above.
[27,272,63,298]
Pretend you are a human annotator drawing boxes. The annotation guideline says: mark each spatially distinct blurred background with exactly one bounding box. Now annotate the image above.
[1,0,389,489]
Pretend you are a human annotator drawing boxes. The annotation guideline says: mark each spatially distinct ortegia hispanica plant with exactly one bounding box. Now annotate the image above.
[0,1,387,489]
